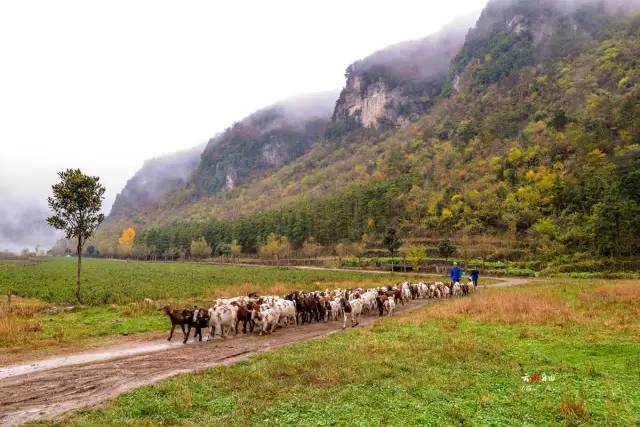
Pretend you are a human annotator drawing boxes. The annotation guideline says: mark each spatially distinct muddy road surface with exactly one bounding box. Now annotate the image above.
[0,278,531,426]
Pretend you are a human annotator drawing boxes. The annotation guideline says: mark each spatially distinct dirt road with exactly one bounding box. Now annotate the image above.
[0,278,531,426]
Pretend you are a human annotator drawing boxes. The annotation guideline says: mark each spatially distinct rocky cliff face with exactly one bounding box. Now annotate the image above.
[108,143,204,219]
[331,15,477,132]
[192,90,338,196]
[446,0,640,94]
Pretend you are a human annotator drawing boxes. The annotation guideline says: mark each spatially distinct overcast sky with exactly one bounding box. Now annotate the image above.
[0,0,486,249]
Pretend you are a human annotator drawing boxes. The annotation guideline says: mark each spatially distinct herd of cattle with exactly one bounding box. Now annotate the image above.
[160,281,477,344]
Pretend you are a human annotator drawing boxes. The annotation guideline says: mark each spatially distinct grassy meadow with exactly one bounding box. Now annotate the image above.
[0,257,447,361]
[0,257,440,305]
[37,278,640,426]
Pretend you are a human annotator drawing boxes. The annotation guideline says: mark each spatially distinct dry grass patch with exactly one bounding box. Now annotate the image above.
[427,290,574,325]
[579,281,640,304]
[559,398,589,424]
[0,296,47,345]
[576,281,640,332]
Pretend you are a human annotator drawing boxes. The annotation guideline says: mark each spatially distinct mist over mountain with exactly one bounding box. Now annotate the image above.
[108,143,205,219]
[0,193,59,253]
[446,0,640,96]
[332,13,478,130]
[191,90,339,196]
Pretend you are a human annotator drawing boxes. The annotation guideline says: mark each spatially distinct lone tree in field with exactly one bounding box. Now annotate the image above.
[47,169,105,304]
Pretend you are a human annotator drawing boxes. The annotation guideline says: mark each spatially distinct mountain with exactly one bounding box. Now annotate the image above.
[331,14,476,132]
[99,0,640,262]
[191,90,338,196]
[108,143,205,219]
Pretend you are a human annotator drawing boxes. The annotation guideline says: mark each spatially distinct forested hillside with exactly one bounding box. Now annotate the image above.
[97,0,640,264]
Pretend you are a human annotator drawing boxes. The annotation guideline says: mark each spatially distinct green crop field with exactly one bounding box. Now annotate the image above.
[0,257,455,361]
[0,257,446,306]
[38,278,640,426]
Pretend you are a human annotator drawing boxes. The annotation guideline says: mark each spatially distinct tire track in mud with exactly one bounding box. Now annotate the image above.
[0,278,531,426]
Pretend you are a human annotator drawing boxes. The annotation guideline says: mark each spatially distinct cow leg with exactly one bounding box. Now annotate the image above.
[180,324,187,339]
[183,325,191,344]
[168,324,175,341]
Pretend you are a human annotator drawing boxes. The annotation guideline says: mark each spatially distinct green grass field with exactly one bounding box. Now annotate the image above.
[0,257,445,306]
[0,257,450,360]
[37,278,640,426]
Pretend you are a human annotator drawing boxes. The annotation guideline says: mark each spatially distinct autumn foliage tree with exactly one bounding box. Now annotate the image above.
[117,227,136,257]
[258,233,291,265]
[190,237,212,259]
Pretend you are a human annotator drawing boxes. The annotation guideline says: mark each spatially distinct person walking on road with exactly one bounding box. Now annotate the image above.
[470,267,480,288]
[450,262,462,286]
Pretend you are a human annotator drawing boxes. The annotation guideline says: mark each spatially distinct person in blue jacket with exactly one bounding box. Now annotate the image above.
[450,262,462,285]
[470,267,480,288]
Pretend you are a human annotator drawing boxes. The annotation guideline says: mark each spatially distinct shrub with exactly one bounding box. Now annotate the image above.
[190,237,212,259]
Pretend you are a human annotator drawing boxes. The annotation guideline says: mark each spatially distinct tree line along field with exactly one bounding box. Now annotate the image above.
[0,257,450,362]
[36,278,640,426]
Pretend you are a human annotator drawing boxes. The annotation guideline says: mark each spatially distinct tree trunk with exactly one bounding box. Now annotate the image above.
[76,237,83,304]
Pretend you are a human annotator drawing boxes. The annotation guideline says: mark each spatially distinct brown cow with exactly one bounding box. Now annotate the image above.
[159,305,192,341]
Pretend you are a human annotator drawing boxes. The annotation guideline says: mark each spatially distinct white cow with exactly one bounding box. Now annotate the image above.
[254,303,278,335]
[208,303,238,339]
[441,284,451,298]
[384,297,396,316]
[274,299,297,326]
[342,298,363,329]
[401,282,412,303]
[452,282,462,297]
[360,291,377,314]
[328,298,343,321]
